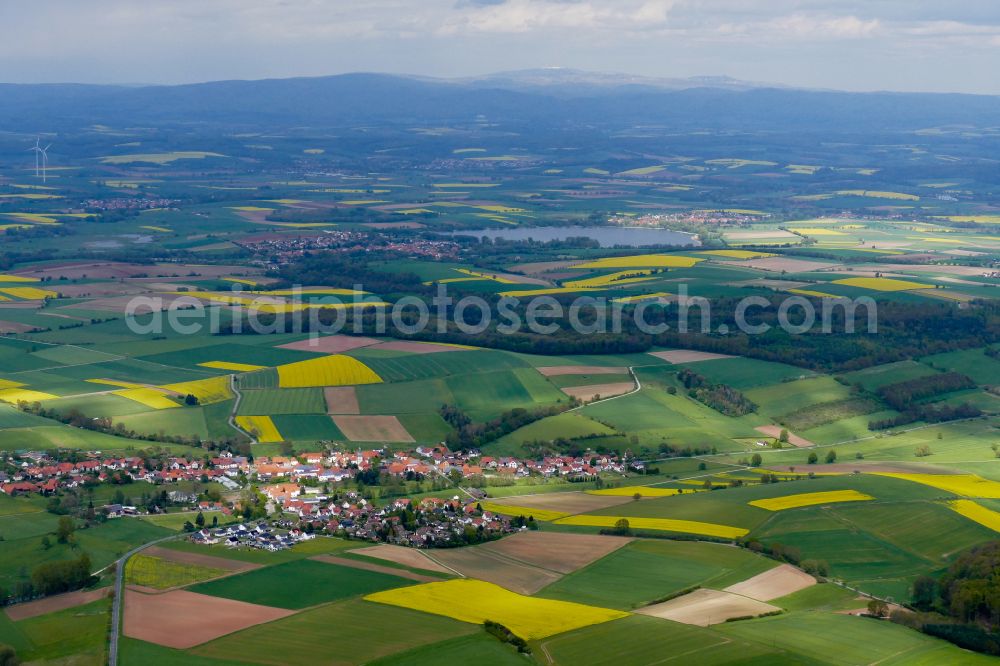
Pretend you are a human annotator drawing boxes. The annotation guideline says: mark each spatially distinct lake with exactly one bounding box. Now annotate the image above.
[447,225,699,247]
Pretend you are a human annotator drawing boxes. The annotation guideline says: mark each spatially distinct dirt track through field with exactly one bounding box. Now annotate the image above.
[755,425,814,448]
[325,386,360,414]
[723,564,815,601]
[279,335,380,353]
[428,547,561,595]
[636,588,780,626]
[372,340,469,354]
[649,350,736,363]
[347,544,455,575]
[143,545,261,572]
[479,531,633,574]
[5,587,111,621]
[310,555,441,582]
[123,588,294,649]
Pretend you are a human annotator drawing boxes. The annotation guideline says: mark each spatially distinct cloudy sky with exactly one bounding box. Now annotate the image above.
[2,0,998,93]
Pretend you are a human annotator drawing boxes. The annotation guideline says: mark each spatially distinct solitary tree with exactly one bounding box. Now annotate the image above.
[55,516,75,544]
[825,450,837,464]
[807,452,818,464]
[750,453,763,467]
[195,511,205,528]
[867,599,888,617]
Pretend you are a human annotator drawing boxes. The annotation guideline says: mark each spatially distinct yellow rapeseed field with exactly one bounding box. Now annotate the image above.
[277,355,382,388]
[588,486,684,497]
[563,270,656,289]
[831,277,933,292]
[0,389,58,404]
[787,288,838,299]
[948,500,1000,533]
[875,473,1000,499]
[479,502,569,522]
[0,287,58,299]
[749,490,874,511]
[836,190,919,201]
[612,293,671,304]
[162,376,234,405]
[198,361,266,372]
[573,255,703,270]
[114,388,179,410]
[365,580,627,640]
[0,274,39,282]
[554,515,748,539]
[235,416,283,443]
[86,379,144,389]
[0,380,25,390]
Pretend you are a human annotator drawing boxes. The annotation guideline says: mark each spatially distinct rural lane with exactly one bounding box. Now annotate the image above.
[227,374,257,444]
[107,534,182,666]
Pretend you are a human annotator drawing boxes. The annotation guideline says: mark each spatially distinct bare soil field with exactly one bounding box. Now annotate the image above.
[428,547,561,594]
[5,587,111,621]
[346,544,454,575]
[507,260,578,275]
[63,294,191,314]
[649,350,736,364]
[0,302,43,310]
[279,335,380,353]
[755,426,814,448]
[332,415,415,442]
[324,386,360,414]
[55,283,149,298]
[143,545,260,573]
[537,365,628,377]
[479,531,633,574]
[636,588,781,626]
[488,492,631,515]
[310,555,439,582]
[14,262,255,280]
[866,263,993,277]
[562,382,635,402]
[123,588,295,649]
[0,321,37,334]
[723,564,815,601]
[372,340,470,354]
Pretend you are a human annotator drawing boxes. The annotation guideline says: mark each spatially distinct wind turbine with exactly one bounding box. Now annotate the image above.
[28,138,41,178]
[39,143,51,183]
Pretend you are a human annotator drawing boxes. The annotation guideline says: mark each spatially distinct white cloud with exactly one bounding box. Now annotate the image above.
[439,0,675,35]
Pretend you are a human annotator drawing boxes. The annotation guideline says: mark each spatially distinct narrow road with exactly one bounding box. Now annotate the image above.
[227,374,257,444]
[108,534,182,666]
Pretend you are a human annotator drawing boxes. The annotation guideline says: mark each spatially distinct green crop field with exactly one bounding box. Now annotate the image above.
[188,559,411,608]
[191,598,479,664]
[270,414,345,441]
[538,540,776,609]
[717,611,998,664]
[538,615,784,665]
[0,598,111,665]
[237,388,326,415]
[125,553,229,589]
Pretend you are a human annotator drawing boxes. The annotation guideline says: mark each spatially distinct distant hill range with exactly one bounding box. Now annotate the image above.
[1,69,998,131]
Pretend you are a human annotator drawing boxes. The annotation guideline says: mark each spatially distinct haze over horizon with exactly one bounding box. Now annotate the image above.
[2,0,999,95]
